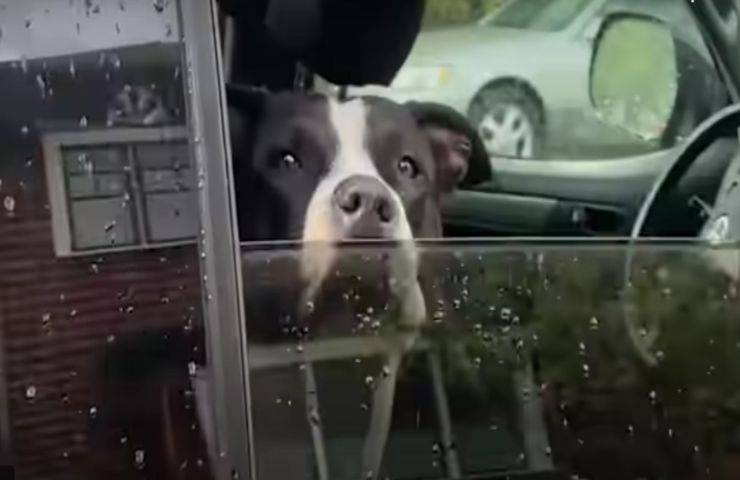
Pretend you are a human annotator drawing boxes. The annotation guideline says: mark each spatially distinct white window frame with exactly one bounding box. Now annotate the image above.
[42,126,196,258]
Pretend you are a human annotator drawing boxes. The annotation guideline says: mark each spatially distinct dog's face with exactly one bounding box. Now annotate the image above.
[230,89,446,243]
[107,85,173,127]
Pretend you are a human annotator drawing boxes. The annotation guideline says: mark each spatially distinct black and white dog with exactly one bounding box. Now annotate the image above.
[227,85,488,479]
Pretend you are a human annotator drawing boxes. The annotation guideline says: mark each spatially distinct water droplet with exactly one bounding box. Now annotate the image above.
[134,449,145,469]
[500,307,512,322]
[578,341,586,355]
[627,424,634,435]
[69,309,77,318]
[4,195,16,213]
[305,301,315,314]
[153,0,166,13]
[89,406,98,418]
[188,361,197,376]
[25,385,37,400]
[589,316,599,329]
[544,446,552,456]
[120,435,128,445]
[365,376,375,389]
[381,365,391,378]
[79,116,88,128]
[25,16,32,29]
[106,334,116,343]
[649,390,657,403]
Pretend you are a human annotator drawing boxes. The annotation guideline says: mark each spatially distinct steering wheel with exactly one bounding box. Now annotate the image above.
[631,103,740,239]
[623,104,740,366]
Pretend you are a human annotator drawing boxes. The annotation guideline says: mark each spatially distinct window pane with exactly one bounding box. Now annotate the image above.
[63,147,127,175]
[144,191,198,242]
[243,243,740,480]
[0,2,218,479]
[136,143,191,170]
[70,197,138,249]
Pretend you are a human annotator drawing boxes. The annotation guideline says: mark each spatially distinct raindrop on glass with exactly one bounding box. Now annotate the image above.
[381,365,391,378]
[134,449,145,469]
[4,195,15,213]
[79,116,88,128]
[20,125,29,136]
[25,16,32,29]
[500,307,512,322]
[188,361,197,376]
[364,376,375,389]
[89,406,98,419]
[589,316,599,330]
[25,384,37,400]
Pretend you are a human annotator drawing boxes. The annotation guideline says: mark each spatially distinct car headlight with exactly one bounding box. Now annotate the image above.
[391,66,453,90]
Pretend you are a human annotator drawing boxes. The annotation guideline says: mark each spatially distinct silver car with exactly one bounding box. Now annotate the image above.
[354,0,703,159]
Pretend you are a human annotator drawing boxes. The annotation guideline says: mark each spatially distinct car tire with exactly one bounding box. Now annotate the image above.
[468,83,545,159]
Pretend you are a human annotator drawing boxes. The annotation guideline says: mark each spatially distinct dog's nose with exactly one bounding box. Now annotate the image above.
[333,175,397,238]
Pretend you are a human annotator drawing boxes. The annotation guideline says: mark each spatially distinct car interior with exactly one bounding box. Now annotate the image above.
[0,1,739,480]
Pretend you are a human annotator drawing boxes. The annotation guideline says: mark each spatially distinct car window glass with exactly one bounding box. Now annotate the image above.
[242,242,740,480]
[0,2,220,478]
[351,0,728,161]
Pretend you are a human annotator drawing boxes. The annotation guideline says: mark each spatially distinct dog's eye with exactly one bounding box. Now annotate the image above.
[398,155,419,179]
[278,151,301,170]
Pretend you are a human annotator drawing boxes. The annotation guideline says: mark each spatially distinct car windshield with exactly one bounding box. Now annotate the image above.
[484,0,594,31]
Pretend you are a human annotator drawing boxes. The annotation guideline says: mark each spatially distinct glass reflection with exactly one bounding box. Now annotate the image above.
[0,1,212,479]
[243,242,740,480]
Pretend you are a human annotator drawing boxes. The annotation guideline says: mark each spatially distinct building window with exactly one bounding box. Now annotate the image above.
[43,127,197,256]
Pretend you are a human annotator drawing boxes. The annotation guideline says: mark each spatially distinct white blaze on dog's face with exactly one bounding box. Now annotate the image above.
[302,98,415,243]
[301,98,419,310]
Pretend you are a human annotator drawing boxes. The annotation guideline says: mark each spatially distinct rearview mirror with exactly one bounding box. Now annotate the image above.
[589,14,678,142]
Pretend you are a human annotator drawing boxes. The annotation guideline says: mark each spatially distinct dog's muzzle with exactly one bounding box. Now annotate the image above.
[332,175,399,239]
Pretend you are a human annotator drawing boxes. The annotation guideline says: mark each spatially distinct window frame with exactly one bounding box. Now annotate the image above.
[42,126,196,257]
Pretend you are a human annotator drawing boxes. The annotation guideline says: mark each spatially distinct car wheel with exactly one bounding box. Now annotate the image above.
[468,84,545,159]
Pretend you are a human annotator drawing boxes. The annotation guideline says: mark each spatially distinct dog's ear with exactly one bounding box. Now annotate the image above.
[406,101,493,192]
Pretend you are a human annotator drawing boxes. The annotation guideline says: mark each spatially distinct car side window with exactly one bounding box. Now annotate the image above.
[351,0,729,161]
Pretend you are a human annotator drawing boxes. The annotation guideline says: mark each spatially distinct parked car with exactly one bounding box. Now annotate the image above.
[354,0,719,160]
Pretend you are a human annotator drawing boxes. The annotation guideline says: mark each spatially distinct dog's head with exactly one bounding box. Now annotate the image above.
[229,87,463,243]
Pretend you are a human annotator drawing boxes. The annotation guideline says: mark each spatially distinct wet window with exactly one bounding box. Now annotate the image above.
[242,242,740,480]
[0,1,216,479]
